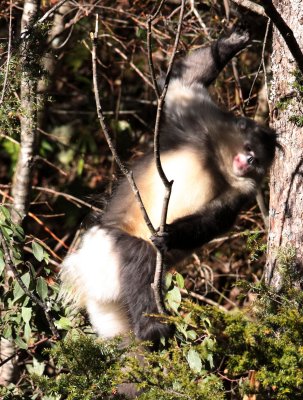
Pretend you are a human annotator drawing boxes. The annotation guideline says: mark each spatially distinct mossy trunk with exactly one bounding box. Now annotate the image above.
[265,0,303,288]
[11,0,40,223]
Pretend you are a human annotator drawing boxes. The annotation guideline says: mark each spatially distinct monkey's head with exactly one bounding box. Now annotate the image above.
[232,117,278,181]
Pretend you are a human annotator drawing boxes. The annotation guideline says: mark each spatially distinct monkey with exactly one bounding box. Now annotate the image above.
[60,29,277,345]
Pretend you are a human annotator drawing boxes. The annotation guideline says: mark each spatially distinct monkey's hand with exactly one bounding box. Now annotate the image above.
[150,229,172,253]
[151,189,255,253]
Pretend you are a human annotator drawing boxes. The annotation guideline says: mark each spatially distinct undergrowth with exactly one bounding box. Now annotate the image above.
[2,275,303,400]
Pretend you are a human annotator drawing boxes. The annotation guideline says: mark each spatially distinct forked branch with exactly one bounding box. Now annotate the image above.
[148,0,186,314]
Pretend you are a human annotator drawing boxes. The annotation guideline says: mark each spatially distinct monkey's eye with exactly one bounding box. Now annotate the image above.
[244,143,252,153]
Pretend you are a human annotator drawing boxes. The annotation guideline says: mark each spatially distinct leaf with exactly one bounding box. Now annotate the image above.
[55,316,73,330]
[166,286,182,313]
[21,306,32,323]
[0,225,13,240]
[24,322,31,342]
[3,325,12,339]
[22,272,31,288]
[13,272,31,303]
[27,358,45,376]
[175,322,188,338]
[12,224,24,241]
[15,336,28,350]
[36,277,48,301]
[0,250,5,275]
[32,241,44,262]
[165,272,173,289]
[207,353,214,369]
[175,273,184,289]
[0,205,11,221]
[77,157,84,176]
[187,348,202,373]
[187,330,198,341]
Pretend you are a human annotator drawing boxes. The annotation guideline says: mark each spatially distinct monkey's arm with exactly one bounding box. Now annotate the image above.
[152,188,254,252]
[175,29,250,86]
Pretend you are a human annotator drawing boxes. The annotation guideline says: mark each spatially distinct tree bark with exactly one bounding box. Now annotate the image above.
[11,0,40,223]
[1,0,40,386]
[265,0,303,288]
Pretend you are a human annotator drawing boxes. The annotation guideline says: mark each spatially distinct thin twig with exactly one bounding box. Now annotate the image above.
[186,0,209,37]
[91,14,155,235]
[0,230,59,338]
[248,19,271,106]
[108,43,154,89]
[146,0,166,98]
[1,183,102,213]
[0,337,49,368]
[261,20,271,115]
[33,186,101,212]
[232,58,245,115]
[151,0,186,314]
[28,212,69,250]
[35,156,67,177]
[180,289,227,312]
[0,0,12,105]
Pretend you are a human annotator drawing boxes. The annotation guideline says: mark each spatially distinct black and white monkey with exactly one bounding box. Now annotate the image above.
[60,30,277,344]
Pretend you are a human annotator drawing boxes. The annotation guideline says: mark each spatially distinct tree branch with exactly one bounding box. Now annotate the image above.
[11,0,40,223]
[0,0,13,106]
[149,0,186,314]
[91,14,156,235]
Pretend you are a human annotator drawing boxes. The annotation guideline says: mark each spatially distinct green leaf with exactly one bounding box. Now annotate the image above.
[207,353,214,369]
[175,273,184,289]
[175,322,188,338]
[77,157,84,176]
[27,358,45,376]
[36,277,48,301]
[165,272,173,289]
[0,205,11,221]
[3,325,12,339]
[0,250,5,275]
[13,272,31,303]
[24,321,31,342]
[0,225,13,240]
[187,348,202,373]
[22,272,31,288]
[32,241,44,262]
[21,306,32,323]
[15,335,28,350]
[12,224,24,241]
[55,316,73,330]
[187,330,198,341]
[166,286,182,313]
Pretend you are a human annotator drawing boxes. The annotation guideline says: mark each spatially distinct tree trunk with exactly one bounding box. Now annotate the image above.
[1,0,40,386]
[265,0,303,288]
[11,0,40,223]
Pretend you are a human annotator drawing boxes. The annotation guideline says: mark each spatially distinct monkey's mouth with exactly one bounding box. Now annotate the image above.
[233,153,255,176]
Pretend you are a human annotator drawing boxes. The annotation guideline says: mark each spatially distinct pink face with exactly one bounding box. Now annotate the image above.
[233,152,255,177]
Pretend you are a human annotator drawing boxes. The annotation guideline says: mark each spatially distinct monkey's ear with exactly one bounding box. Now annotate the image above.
[172,28,250,86]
